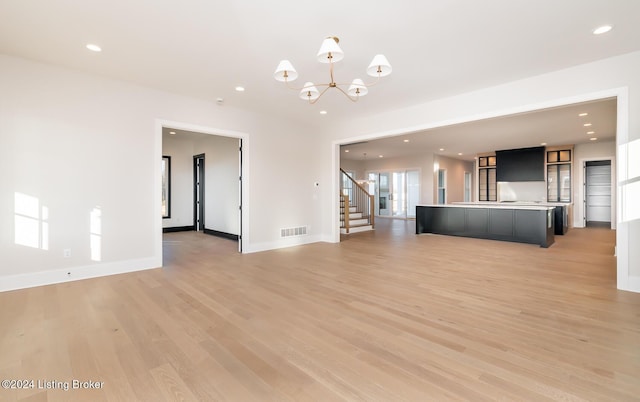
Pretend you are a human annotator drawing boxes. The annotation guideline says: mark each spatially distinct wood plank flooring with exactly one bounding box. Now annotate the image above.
[1,219,639,401]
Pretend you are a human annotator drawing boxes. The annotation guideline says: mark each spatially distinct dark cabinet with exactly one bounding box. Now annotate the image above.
[416,206,555,248]
[552,205,568,235]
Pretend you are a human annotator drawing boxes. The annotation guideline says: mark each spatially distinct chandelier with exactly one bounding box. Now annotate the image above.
[273,36,392,104]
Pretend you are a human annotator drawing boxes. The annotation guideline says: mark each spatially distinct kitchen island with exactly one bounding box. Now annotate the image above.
[454,201,570,235]
[416,204,555,247]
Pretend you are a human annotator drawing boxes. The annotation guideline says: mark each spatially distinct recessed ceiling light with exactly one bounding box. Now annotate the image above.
[319,110,327,115]
[593,25,612,35]
[378,155,383,158]
[344,149,349,153]
[169,131,176,135]
[590,137,598,141]
[457,152,463,156]
[583,123,592,127]
[403,139,410,143]
[578,112,588,117]
[587,131,595,135]
[439,148,444,151]
[86,43,102,52]
[541,142,547,146]
[235,86,245,92]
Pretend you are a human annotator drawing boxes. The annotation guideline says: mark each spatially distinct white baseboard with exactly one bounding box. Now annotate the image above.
[622,275,640,293]
[243,234,323,254]
[0,257,161,293]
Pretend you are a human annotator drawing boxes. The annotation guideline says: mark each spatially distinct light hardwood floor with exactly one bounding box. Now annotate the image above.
[1,220,639,401]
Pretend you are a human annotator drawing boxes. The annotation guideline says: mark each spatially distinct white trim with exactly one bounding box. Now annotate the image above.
[615,89,632,292]
[331,142,341,243]
[627,275,640,292]
[156,119,250,255]
[0,257,159,293]
[242,234,324,254]
[575,156,616,229]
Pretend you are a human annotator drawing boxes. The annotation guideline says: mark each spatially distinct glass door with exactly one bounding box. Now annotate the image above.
[392,171,406,217]
[407,170,419,218]
[377,172,391,216]
[370,170,420,218]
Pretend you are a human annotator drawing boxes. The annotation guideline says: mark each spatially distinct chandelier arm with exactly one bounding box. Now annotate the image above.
[329,57,336,85]
[283,78,332,91]
[331,74,382,88]
[309,85,333,105]
[334,85,359,103]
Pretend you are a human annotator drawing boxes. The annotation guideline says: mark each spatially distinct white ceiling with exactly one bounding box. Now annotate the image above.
[0,1,637,133]
[341,97,617,161]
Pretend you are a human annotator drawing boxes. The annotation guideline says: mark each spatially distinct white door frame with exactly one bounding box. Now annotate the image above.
[156,119,249,257]
[577,157,616,229]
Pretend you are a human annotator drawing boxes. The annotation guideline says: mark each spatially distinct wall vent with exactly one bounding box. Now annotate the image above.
[280,226,308,238]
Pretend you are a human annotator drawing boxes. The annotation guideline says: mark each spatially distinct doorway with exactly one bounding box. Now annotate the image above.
[369,170,420,218]
[193,154,205,232]
[584,160,612,228]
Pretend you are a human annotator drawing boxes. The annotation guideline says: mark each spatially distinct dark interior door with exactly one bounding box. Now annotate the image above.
[194,154,205,231]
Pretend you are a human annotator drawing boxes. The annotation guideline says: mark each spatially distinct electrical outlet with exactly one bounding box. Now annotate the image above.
[63,249,71,258]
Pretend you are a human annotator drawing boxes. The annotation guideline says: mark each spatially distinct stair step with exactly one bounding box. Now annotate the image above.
[340,212,363,219]
[340,225,374,234]
[347,218,369,226]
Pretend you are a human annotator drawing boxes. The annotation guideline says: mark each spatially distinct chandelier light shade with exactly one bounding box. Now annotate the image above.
[274,36,391,104]
[367,54,392,77]
[274,60,298,82]
[316,37,344,63]
[299,82,320,101]
[347,79,368,97]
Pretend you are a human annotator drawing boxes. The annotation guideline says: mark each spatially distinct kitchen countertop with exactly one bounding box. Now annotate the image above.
[454,201,572,207]
[417,203,555,211]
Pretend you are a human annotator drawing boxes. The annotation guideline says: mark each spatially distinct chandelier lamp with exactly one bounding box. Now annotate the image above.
[273,36,392,104]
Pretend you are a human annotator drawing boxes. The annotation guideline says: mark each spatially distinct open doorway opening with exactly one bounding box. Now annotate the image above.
[367,170,420,219]
[584,160,612,228]
[162,127,243,252]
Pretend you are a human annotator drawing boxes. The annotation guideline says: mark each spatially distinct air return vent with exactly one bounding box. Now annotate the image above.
[280,226,308,238]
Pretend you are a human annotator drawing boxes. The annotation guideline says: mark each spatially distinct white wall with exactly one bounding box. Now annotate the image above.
[162,133,240,235]
[162,135,195,228]
[574,140,616,228]
[355,153,435,206]
[434,155,474,203]
[195,135,239,235]
[325,51,640,292]
[340,159,365,180]
[2,49,639,293]
[0,54,325,291]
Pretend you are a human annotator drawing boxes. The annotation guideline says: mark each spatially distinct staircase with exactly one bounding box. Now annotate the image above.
[340,169,374,234]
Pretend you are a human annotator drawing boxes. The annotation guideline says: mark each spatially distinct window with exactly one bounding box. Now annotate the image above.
[478,156,496,201]
[437,169,446,204]
[464,172,472,202]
